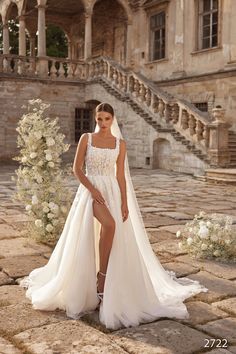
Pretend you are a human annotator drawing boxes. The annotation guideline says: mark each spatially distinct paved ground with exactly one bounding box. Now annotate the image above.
[0,164,236,354]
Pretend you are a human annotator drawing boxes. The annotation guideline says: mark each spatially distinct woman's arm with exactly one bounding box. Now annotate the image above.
[73,133,105,204]
[116,139,129,221]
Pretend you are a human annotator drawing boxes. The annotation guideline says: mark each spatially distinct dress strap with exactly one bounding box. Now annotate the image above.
[116,137,120,152]
[87,132,91,146]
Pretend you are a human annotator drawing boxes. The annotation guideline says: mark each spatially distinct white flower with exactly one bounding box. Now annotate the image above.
[52,219,59,226]
[49,202,58,210]
[43,206,50,213]
[48,161,55,168]
[49,187,55,193]
[189,227,193,232]
[46,153,52,161]
[46,224,54,232]
[210,235,218,242]
[209,244,213,249]
[34,132,42,142]
[46,138,55,146]
[36,175,43,183]
[47,213,54,219]
[176,230,181,238]
[206,221,212,228]
[32,195,38,205]
[22,156,27,163]
[199,220,206,227]
[30,152,37,159]
[187,237,193,245]
[225,239,231,245]
[25,204,32,211]
[61,206,67,214]
[35,219,43,228]
[213,250,221,257]
[201,243,208,250]
[198,226,209,239]
[178,242,183,249]
[42,202,49,207]
[38,160,44,166]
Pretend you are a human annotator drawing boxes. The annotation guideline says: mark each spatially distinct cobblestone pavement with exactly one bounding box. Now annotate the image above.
[0,164,236,354]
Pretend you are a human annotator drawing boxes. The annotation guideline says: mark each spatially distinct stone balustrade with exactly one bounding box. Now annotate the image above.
[0,54,231,167]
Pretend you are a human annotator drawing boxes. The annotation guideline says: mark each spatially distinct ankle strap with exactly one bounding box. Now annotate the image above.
[99,271,106,276]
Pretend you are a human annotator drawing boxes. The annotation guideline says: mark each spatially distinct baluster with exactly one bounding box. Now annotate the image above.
[112,69,118,85]
[181,109,189,130]
[90,62,95,77]
[94,61,99,77]
[158,99,165,117]
[50,60,57,78]
[196,120,204,141]
[99,60,104,76]
[3,57,10,73]
[17,58,23,75]
[118,72,123,89]
[170,103,179,124]
[203,125,209,148]
[58,61,65,78]
[67,62,74,79]
[129,76,134,94]
[122,74,127,92]
[139,84,146,102]
[74,63,82,79]
[133,79,140,98]
[189,115,196,135]
[145,88,151,106]
[152,94,159,113]
[103,60,108,77]
[0,56,3,72]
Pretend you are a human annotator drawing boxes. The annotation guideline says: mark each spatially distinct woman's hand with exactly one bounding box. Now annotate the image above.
[121,202,129,222]
[91,188,105,204]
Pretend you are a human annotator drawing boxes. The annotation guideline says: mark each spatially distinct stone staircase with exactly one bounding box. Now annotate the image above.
[228,130,236,167]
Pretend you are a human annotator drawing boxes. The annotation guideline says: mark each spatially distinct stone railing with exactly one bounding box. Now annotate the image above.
[0,54,231,167]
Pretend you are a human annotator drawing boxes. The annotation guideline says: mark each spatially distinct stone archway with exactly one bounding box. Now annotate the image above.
[153,138,172,169]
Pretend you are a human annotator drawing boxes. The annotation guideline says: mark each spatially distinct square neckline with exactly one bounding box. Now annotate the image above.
[89,133,117,150]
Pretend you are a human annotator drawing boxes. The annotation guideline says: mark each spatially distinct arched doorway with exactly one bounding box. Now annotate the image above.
[153,138,172,169]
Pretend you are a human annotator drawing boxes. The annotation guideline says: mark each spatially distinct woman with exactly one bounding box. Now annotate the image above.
[20,102,208,330]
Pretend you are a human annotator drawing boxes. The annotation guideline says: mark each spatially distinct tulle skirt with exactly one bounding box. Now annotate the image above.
[20,174,208,330]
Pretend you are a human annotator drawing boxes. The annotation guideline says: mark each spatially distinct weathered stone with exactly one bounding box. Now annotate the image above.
[0,255,47,278]
[147,228,174,244]
[152,240,187,256]
[0,285,30,307]
[158,224,185,234]
[176,255,236,280]
[159,211,193,220]
[0,238,51,258]
[197,318,236,344]
[0,271,14,286]
[179,301,228,325]
[110,320,211,354]
[0,223,20,240]
[14,320,127,354]
[187,271,236,303]
[163,261,199,277]
[0,337,22,354]
[204,349,232,354]
[212,297,236,316]
[0,303,66,335]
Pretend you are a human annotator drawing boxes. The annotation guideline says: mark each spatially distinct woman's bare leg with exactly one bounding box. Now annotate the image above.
[92,201,115,293]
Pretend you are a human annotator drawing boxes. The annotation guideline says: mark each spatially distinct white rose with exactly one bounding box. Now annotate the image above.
[47,212,54,219]
[34,131,42,140]
[38,160,44,166]
[32,195,38,205]
[35,219,43,228]
[198,226,209,239]
[30,152,37,159]
[22,156,27,163]
[225,239,231,245]
[201,243,208,250]
[189,227,193,233]
[61,206,67,214]
[25,204,32,211]
[46,153,52,161]
[199,220,206,227]
[49,202,58,210]
[187,237,193,246]
[46,224,54,232]
[206,221,212,228]
[213,250,221,257]
[36,176,43,183]
[176,230,181,238]
[42,202,49,207]
[43,206,50,213]
[178,242,183,249]
[210,235,218,242]
[48,161,55,168]
[46,138,55,146]
[52,219,59,226]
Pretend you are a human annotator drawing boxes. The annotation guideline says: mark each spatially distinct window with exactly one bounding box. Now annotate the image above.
[198,0,218,50]
[75,108,93,142]
[150,12,166,61]
[194,102,208,112]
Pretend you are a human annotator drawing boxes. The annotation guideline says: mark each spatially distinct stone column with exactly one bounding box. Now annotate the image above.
[29,35,36,57]
[84,11,92,59]
[19,16,26,56]
[208,107,231,167]
[126,21,132,67]
[172,0,185,76]
[37,4,46,57]
[3,23,10,54]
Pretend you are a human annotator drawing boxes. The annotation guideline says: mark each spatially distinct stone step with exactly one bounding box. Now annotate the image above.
[205,168,236,184]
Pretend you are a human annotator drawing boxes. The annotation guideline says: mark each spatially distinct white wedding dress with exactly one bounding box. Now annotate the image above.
[20,131,208,330]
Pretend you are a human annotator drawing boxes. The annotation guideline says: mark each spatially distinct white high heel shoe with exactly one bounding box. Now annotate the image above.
[97,271,106,302]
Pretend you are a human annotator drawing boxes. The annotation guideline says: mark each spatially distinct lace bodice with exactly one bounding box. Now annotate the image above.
[85,133,120,176]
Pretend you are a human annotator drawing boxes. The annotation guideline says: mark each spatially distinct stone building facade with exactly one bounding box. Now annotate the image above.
[0,0,236,175]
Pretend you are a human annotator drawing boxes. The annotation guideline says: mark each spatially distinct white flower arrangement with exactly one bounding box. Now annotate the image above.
[12,99,73,244]
[176,211,236,262]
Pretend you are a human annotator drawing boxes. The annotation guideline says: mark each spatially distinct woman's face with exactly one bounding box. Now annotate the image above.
[95,111,113,131]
